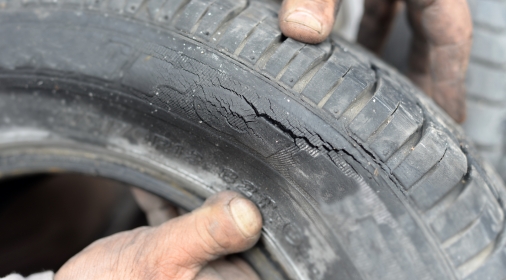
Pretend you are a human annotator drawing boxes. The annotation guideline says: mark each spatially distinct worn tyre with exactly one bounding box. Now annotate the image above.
[0,0,505,279]
[462,0,506,182]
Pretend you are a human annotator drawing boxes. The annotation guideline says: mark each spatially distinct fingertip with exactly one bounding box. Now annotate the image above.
[185,191,263,255]
[280,11,326,44]
[279,0,337,44]
[229,197,263,240]
[284,11,322,34]
[279,12,331,44]
[202,191,262,241]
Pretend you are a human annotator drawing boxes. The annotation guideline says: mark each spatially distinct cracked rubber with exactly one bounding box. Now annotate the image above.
[0,0,506,279]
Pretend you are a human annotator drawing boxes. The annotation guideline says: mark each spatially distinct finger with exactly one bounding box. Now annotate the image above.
[279,0,340,44]
[131,187,179,226]
[357,0,400,54]
[406,0,472,123]
[150,191,263,279]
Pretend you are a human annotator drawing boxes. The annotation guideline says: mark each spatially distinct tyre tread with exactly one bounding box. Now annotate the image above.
[2,0,505,278]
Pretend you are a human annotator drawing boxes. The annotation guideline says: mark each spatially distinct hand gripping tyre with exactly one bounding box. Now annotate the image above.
[1,0,506,279]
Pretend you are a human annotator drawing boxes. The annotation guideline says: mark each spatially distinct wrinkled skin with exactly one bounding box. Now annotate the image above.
[279,0,472,123]
[55,191,262,280]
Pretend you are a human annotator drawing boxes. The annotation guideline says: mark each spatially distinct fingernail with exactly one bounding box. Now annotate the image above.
[284,11,322,34]
[230,197,261,238]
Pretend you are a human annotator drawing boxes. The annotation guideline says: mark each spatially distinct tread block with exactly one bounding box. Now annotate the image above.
[85,0,102,9]
[369,103,423,161]
[469,0,506,30]
[466,62,506,102]
[444,201,503,267]
[146,0,167,20]
[430,167,499,242]
[107,0,126,13]
[238,18,281,64]
[392,127,448,190]
[21,0,39,4]
[124,0,144,14]
[408,139,467,210]
[60,0,82,6]
[300,50,356,104]
[174,0,213,33]
[155,0,189,23]
[195,0,248,40]
[462,99,506,148]
[471,30,506,66]
[322,66,375,118]
[279,42,330,88]
[262,38,305,77]
[217,3,272,53]
[344,217,408,279]
[348,77,402,141]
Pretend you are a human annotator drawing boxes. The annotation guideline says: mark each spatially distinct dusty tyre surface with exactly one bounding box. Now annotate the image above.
[463,0,506,182]
[0,0,506,279]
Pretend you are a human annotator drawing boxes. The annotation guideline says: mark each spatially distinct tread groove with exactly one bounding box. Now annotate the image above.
[458,241,495,278]
[408,147,448,192]
[208,0,251,42]
[129,0,149,16]
[364,101,400,144]
[146,0,167,20]
[188,1,213,34]
[385,126,422,170]
[292,54,332,94]
[254,35,285,69]
[233,17,265,56]
[274,47,301,80]
[338,69,377,123]
[316,66,351,108]
[161,0,191,24]
[424,178,468,222]
[441,210,485,248]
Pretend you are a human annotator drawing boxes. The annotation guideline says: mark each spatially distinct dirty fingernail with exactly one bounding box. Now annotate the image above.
[284,11,322,34]
[230,197,262,238]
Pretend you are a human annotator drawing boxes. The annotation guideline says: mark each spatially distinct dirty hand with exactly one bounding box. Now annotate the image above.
[55,191,262,280]
[279,0,472,123]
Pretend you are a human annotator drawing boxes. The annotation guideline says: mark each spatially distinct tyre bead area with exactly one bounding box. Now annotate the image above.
[0,1,506,280]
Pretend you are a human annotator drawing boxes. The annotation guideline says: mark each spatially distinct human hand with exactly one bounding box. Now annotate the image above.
[278,0,472,123]
[55,191,262,280]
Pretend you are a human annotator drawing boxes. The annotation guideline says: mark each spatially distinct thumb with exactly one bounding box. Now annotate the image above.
[150,191,263,279]
[279,0,340,44]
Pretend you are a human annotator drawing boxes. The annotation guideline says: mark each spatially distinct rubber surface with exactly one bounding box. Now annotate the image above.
[0,0,505,279]
[463,0,506,182]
